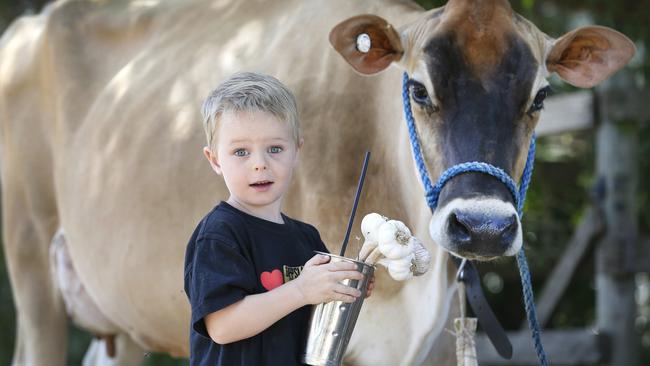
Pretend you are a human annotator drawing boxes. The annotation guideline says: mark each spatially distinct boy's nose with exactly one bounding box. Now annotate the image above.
[252,155,268,171]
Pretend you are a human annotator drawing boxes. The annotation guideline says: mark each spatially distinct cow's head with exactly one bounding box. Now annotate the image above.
[330,0,634,261]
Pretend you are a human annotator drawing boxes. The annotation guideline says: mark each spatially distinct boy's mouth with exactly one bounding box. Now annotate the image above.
[250,180,274,190]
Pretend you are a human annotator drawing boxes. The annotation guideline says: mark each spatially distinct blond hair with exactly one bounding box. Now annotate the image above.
[201,72,300,150]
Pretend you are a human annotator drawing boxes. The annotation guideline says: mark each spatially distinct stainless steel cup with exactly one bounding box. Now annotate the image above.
[302,251,374,366]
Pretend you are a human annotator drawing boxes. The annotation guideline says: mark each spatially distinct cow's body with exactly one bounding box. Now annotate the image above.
[0,0,634,365]
[1,1,455,365]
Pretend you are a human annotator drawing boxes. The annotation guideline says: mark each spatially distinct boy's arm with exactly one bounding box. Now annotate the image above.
[204,254,363,345]
[204,279,304,344]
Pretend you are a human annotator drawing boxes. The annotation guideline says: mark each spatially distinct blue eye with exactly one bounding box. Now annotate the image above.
[269,146,283,153]
[234,149,248,157]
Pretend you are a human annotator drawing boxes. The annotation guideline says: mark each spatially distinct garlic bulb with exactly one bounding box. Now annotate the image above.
[361,213,387,242]
[378,255,415,281]
[359,213,431,279]
[410,237,431,276]
[377,220,413,259]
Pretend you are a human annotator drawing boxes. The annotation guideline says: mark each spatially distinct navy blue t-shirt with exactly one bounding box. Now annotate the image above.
[184,201,329,366]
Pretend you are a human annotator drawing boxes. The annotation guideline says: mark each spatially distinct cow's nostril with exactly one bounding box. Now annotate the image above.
[445,210,519,256]
[448,212,472,244]
[501,214,518,245]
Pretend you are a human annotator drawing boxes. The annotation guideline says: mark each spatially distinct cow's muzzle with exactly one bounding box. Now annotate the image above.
[429,198,523,260]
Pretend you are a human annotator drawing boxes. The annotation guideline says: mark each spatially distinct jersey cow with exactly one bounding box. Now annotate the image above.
[0,0,634,365]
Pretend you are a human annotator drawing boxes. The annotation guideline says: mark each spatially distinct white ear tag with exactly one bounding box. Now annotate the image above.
[356,33,371,53]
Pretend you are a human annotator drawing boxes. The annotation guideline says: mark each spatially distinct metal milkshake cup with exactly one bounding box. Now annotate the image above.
[302,251,374,366]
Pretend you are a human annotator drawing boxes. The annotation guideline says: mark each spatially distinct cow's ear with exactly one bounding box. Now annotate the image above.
[546,26,636,88]
[329,15,404,75]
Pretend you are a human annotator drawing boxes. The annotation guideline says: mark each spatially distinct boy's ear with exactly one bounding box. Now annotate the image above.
[203,147,222,175]
[293,138,304,167]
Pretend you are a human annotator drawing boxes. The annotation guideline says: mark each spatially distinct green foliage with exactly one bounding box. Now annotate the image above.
[522,0,535,11]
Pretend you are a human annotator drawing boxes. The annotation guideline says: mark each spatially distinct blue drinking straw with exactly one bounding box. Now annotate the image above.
[339,151,371,257]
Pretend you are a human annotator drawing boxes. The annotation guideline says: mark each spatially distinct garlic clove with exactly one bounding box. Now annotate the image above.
[377,220,414,259]
[410,237,431,276]
[377,220,412,246]
[378,240,414,260]
[378,255,415,281]
[389,220,412,239]
[390,268,413,281]
[361,213,387,242]
[391,253,415,269]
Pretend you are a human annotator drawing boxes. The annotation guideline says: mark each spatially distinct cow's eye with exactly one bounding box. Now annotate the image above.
[528,86,552,115]
[409,80,431,105]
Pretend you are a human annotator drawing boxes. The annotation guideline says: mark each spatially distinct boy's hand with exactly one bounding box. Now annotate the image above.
[293,254,364,305]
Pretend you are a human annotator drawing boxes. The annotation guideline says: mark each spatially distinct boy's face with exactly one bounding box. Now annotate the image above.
[204,110,302,214]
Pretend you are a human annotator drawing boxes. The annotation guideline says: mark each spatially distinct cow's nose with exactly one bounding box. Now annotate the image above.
[447,210,518,256]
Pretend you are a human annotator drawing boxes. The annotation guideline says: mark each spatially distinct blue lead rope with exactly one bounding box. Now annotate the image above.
[401,72,548,365]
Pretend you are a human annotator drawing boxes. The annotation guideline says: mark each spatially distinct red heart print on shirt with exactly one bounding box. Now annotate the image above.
[260,269,283,291]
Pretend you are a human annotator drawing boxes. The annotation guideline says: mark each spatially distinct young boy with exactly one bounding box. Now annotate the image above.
[184,72,371,365]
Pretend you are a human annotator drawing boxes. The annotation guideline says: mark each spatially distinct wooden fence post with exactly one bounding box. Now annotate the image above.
[595,74,640,366]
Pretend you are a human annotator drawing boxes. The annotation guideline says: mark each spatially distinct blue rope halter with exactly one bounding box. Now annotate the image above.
[401,72,548,365]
